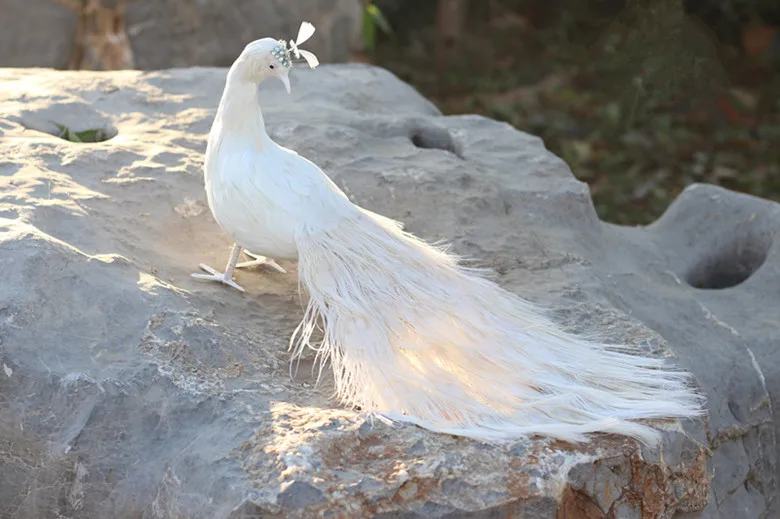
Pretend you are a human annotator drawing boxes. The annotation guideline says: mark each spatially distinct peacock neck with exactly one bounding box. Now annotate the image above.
[215,73,269,138]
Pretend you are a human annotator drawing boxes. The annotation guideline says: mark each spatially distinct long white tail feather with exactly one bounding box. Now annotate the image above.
[291,210,705,445]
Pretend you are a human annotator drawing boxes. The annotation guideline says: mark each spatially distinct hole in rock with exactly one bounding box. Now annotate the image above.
[17,101,118,144]
[685,234,771,289]
[410,126,461,157]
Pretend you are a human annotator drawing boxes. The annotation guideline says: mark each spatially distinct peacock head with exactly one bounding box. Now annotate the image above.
[230,22,320,94]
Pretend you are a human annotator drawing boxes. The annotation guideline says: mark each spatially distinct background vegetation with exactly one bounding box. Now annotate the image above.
[359,0,780,225]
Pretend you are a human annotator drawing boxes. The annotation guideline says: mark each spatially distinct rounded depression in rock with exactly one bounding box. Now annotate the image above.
[685,232,772,289]
[15,100,118,143]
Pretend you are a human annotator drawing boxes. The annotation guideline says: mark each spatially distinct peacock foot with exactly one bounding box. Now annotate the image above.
[236,251,287,273]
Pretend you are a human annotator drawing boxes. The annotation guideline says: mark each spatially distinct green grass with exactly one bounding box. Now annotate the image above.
[55,124,108,143]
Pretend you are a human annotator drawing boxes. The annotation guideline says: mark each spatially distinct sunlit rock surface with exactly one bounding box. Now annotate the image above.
[2,64,775,518]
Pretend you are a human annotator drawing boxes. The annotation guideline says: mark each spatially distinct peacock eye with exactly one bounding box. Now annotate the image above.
[269,64,275,69]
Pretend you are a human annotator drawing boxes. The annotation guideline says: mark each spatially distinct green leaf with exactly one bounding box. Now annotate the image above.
[75,129,99,142]
[66,128,83,142]
[362,7,377,52]
[53,123,102,143]
[366,4,392,35]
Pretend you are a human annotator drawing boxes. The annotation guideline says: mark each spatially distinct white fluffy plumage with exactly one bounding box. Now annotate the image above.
[193,24,705,445]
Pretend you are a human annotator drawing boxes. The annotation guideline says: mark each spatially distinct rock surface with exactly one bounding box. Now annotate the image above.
[0,0,361,69]
[0,63,776,518]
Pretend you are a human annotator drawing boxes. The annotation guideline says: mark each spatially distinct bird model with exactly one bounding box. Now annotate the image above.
[193,22,705,445]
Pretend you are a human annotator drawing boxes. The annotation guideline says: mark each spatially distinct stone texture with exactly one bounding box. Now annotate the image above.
[0,0,362,69]
[0,0,77,69]
[0,63,777,517]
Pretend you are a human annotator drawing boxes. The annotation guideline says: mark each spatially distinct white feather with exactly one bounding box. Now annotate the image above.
[292,211,705,444]
[295,21,316,46]
[289,22,318,67]
[201,40,706,446]
[297,49,319,69]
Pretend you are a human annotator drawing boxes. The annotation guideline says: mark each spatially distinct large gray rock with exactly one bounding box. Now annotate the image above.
[0,0,361,69]
[0,63,776,517]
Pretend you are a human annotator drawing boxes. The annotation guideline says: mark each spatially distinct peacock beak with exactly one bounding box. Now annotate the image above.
[278,74,291,94]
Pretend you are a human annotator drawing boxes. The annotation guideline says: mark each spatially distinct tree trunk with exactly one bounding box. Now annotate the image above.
[54,0,134,70]
[435,0,466,73]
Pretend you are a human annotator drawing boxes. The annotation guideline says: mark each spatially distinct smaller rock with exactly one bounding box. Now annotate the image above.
[277,480,325,509]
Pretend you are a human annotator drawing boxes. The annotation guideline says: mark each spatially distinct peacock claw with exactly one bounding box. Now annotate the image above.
[236,251,287,273]
[191,264,246,292]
